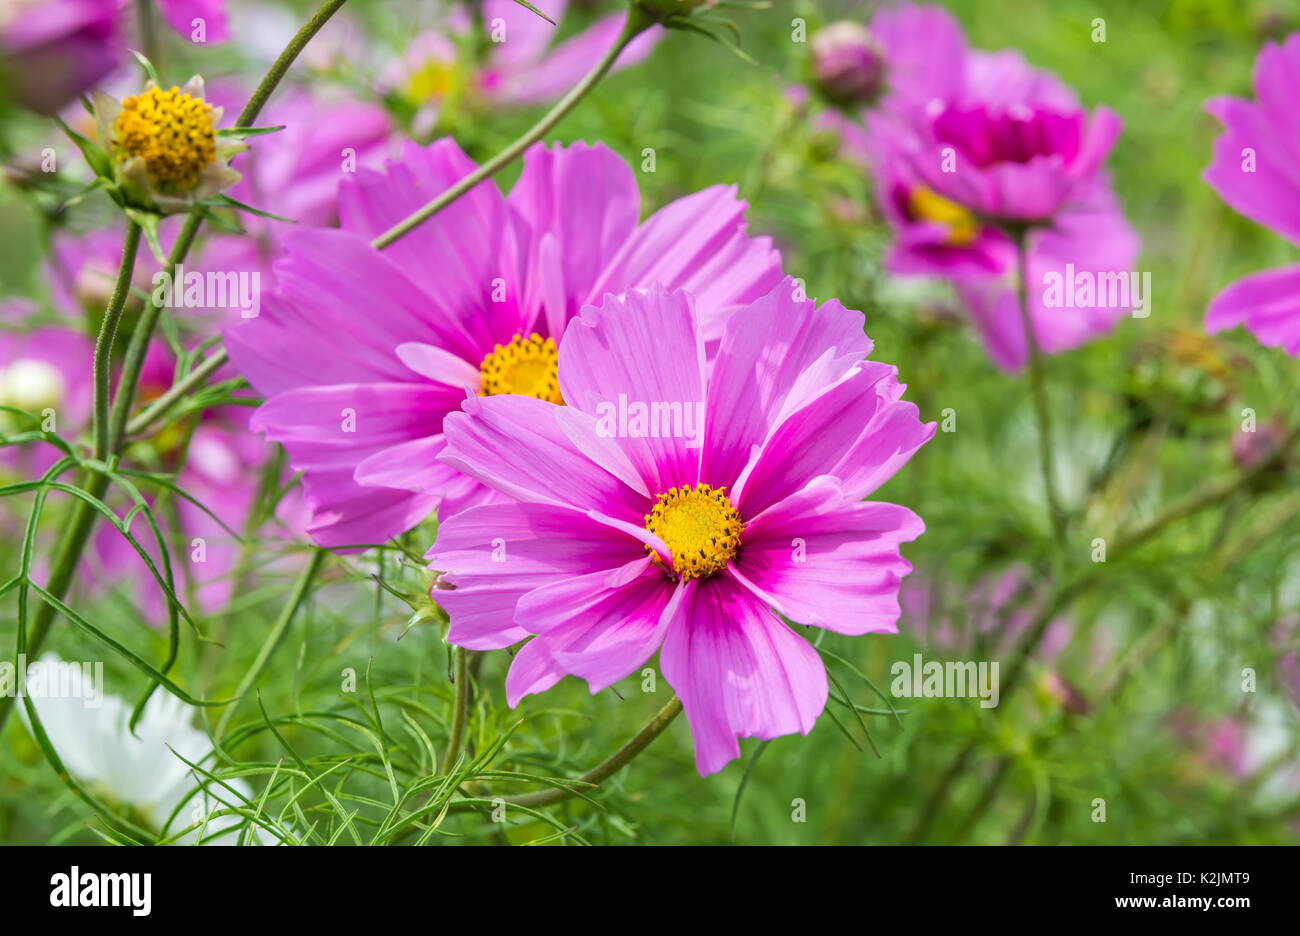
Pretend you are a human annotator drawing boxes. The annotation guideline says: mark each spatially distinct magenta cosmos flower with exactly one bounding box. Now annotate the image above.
[1203,34,1300,356]
[427,280,934,774]
[838,6,1139,371]
[225,139,782,548]
[0,0,122,114]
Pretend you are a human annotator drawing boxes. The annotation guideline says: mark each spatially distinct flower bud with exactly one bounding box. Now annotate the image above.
[810,22,885,106]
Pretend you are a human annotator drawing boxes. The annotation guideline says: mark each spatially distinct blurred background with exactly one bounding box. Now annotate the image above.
[2,0,1299,845]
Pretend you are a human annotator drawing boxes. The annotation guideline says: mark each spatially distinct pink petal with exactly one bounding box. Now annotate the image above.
[703,276,872,491]
[660,575,828,776]
[1205,263,1300,356]
[509,141,639,338]
[732,475,923,635]
[558,285,705,493]
[588,185,783,340]
[507,558,674,700]
[429,501,645,649]
[439,394,650,523]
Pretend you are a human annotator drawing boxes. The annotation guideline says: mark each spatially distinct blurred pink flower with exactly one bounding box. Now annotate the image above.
[429,280,933,774]
[901,563,1073,662]
[226,138,782,548]
[1203,34,1300,355]
[0,0,122,113]
[831,3,1139,371]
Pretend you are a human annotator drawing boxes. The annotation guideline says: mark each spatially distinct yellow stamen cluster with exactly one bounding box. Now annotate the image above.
[479,333,564,404]
[113,86,216,190]
[645,483,744,581]
[907,185,980,247]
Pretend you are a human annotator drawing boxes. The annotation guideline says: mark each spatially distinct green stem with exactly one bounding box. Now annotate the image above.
[136,0,161,74]
[235,0,350,128]
[1013,228,1065,544]
[442,647,470,773]
[124,346,229,438]
[504,695,682,809]
[108,214,202,452]
[214,548,326,741]
[92,223,141,461]
[369,5,655,250]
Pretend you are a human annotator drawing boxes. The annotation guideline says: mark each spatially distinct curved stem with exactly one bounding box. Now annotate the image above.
[369,5,655,250]
[92,222,141,461]
[504,695,682,809]
[1013,228,1065,544]
[442,647,470,772]
[235,0,350,128]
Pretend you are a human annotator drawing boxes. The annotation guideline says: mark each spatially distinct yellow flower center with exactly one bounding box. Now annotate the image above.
[407,60,459,103]
[907,185,980,247]
[478,333,564,404]
[644,483,744,581]
[113,86,216,190]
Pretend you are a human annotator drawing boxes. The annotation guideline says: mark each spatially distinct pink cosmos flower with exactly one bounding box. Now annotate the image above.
[0,0,122,113]
[1203,34,1300,355]
[225,139,782,548]
[427,280,934,774]
[832,4,1139,371]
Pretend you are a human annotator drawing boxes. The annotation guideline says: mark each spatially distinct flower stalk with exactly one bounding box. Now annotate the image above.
[1012,227,1066,544]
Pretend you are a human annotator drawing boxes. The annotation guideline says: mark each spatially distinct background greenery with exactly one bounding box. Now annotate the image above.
[2,0,1299,844]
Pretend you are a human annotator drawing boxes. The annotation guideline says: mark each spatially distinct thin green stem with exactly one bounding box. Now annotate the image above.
[236,0,349,128]
[1013,227,1065,544]
[214,548,326,741]
[108,214,202,452]
[442,647,470,773]
[136,0,160,72]
[504,695,683,809]
[369,5,655,250]
[124,346,229,438]
[92,222,141,461]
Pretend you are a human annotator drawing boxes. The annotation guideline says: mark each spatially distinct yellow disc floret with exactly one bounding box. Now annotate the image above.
[479,333,564,404]
[113,85,216,190]
[644,483,744,581]
[907,185,980,247]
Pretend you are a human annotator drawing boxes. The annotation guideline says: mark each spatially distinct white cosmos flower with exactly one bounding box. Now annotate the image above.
[22,654,265,845]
